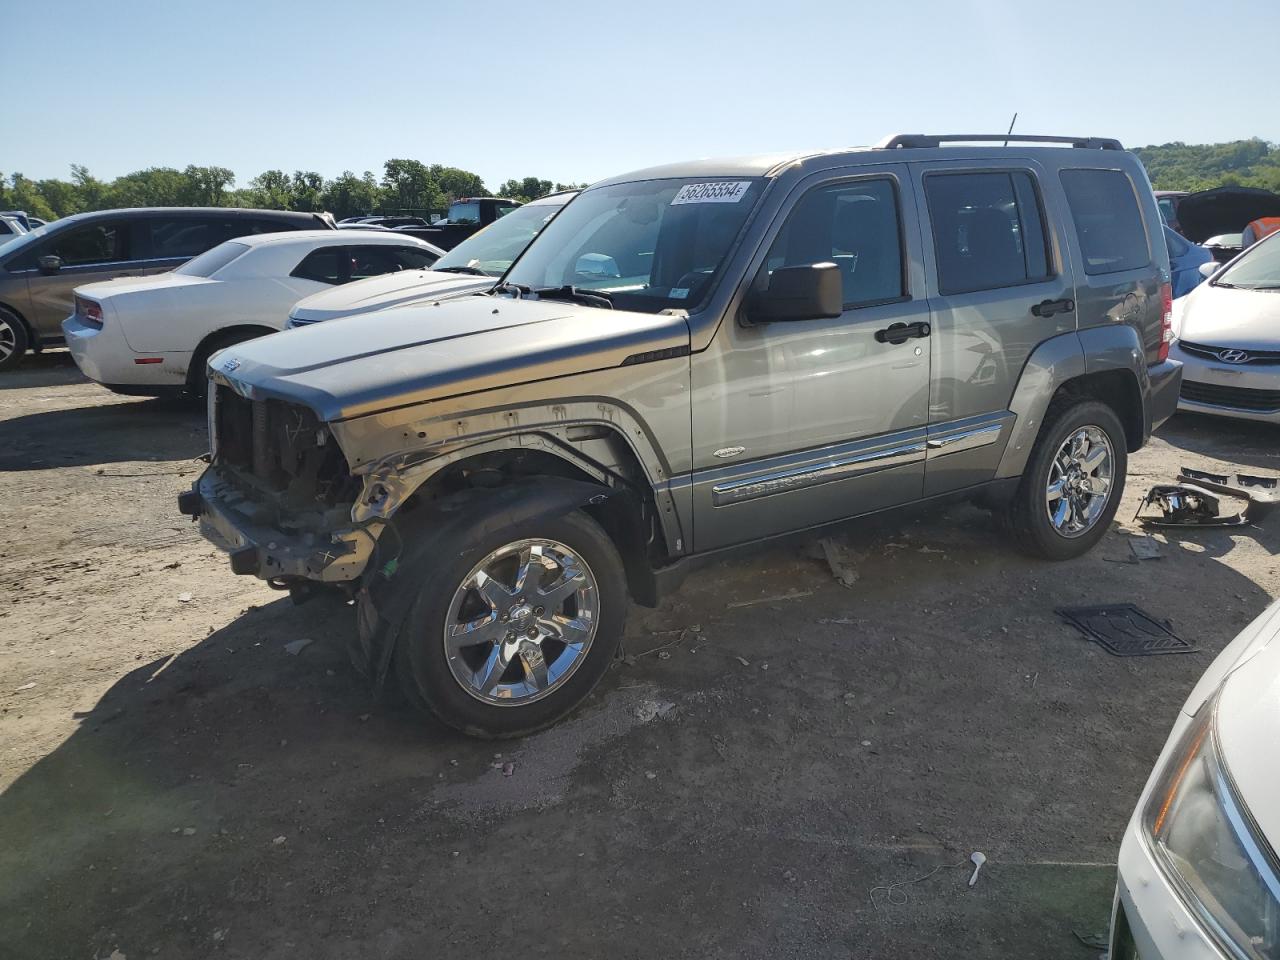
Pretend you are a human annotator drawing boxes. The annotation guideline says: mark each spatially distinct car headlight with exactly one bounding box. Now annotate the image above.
[1143,694,1280,959]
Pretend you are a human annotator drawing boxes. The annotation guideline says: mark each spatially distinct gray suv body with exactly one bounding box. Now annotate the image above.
[0,206,333,370]
[182,134,1182,737]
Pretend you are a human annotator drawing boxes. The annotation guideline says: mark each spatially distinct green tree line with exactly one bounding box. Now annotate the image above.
[0,160,586,222]
[1134,138,1280,193]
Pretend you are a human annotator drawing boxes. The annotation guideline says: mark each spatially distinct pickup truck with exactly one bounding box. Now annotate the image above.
[395,197,521,250]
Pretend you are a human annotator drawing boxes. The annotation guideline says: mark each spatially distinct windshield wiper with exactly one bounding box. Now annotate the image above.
[529,285,614,310]
[494,281,532,298]
[434,265,490,276]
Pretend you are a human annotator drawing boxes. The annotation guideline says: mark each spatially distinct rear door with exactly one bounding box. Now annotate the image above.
[913,162,1077,495]
[20,218,141,339]
[1057,166,1165,363]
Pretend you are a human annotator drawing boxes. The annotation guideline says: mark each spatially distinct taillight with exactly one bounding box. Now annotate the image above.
[1157,281,1173,363]
[76,296,103,329]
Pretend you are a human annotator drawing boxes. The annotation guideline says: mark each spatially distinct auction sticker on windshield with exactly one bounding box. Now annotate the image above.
[671,181,752,205]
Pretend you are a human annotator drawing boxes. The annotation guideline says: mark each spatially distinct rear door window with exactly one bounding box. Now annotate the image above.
[761,177,905,307]
[149,218,223,259]
[1060,169,1151,275]
[925,171,1051,294]
[291,246,348,285]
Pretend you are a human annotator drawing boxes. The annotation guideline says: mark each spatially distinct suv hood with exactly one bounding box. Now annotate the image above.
[1177,282,1280,350]
[213,295,691,422]
[289,269,493,323]
[1177,186,1280,243]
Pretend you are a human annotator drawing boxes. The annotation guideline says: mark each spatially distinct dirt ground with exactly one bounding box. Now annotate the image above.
[2,352,1278,960]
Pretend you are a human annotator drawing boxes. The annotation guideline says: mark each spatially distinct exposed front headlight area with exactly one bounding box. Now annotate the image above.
[1142,695,1280,959]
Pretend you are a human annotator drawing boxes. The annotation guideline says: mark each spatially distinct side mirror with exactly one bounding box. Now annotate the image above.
[574,253,620,279]
[1197,261,1219,280]
[37,254,63,275]
[749,262,843,322]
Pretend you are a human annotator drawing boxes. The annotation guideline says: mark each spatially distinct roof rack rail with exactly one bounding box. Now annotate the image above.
[876,133,1123,151]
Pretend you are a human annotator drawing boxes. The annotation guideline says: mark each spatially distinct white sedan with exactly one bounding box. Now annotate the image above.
[1172,230,1280,423]
[1111,600,1280,959]
[286,191,574,327]
[63,230,443,396]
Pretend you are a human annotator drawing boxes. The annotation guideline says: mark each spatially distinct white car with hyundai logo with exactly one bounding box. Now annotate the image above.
[1172,230,1280,423]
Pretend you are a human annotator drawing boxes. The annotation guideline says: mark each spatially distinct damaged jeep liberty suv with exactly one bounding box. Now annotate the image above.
[181,134,1182,737]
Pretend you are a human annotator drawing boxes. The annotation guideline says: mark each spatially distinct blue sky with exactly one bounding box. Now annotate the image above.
[3,0,1276,191]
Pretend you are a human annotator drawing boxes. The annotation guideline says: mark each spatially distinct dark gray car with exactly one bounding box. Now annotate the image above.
[0,207,333,370]
[184,133,1182,737]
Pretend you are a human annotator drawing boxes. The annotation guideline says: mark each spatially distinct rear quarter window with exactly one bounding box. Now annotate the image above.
[1060,169,1151,275]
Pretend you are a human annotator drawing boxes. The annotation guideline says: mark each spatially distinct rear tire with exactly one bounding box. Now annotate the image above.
[394,508,627,738]
[1003,399,1127,560]
[0,308,30,372]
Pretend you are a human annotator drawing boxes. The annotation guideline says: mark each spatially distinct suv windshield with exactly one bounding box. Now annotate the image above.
[1215,231,1280,289]
[503,178,763,313]
[446,200,481,224]
[433,198,570,278]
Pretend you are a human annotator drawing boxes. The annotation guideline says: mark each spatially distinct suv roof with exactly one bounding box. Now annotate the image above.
[44,207,332,227]
[596,133,1127,187]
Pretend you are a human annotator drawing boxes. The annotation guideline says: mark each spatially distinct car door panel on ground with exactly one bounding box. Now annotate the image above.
[690,164,933,552]
[912,162,1078,496]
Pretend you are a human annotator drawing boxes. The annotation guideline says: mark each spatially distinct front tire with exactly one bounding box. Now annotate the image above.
[0,308,30,372]
[395,508,628,738]
[1003,399,1127,560]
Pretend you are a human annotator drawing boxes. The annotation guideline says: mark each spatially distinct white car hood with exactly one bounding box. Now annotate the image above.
[1216,613,1280,851]
[1176,283,1280,350]
[289,270,492,322]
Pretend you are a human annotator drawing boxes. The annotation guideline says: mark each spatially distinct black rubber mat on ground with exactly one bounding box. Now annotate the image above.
[1056,604,1195,657]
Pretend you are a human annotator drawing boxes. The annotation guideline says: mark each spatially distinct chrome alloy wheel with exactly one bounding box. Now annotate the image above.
[443,538,599,706]
[0,315,16,363]
[1046,425,1115,538]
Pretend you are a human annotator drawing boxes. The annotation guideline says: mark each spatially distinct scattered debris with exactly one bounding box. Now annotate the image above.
[842,693,857,706]
[182,827,196,837]
[967,851,986,886]
[271,835,287,846]
[177,592,194,603]
[657,650,671,661]
[632,627,692,660]
[644,770,657,780]
[1136,467,1280,528]
[818,617,858,625]
[633,699,677,723]
[211,929,227,943]
[726,590,812,609]
[869,859,968,911]
[782,869,797,882]
[501,761,515,777]
[283,638,314,656]
[861,740,872,747]
[358,713,371,722]
[1057,604,1194,657]
[817,537,860,588]
[1072,930,1109,950]
[734,656,751,667]
[918,546,945,555]
[12,682,35,692]
[1128,536,1162,561]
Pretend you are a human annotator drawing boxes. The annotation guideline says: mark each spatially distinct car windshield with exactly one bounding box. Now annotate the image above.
[502,177,764,313]
[433,198,570,277]
[1216,232,1280,289]
[173,241,251,278]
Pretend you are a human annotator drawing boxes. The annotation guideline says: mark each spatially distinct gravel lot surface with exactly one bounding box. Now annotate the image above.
[3,353,1277,959]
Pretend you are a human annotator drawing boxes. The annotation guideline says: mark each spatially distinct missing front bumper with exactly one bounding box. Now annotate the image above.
[184,467,380,583]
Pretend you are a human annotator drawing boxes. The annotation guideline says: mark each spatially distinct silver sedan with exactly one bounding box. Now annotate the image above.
[1171,230,1280,424]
